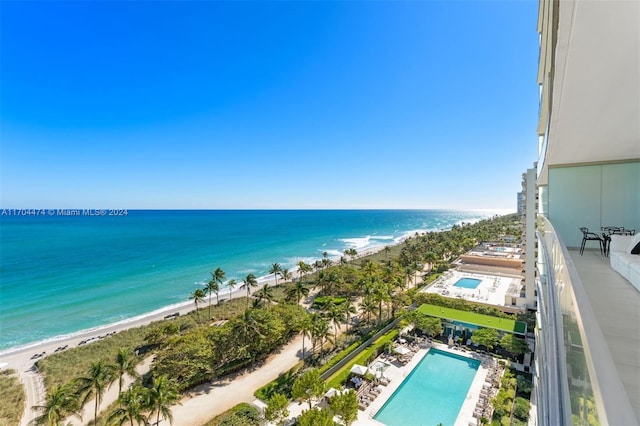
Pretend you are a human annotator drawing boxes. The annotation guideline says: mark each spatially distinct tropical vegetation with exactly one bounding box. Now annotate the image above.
[29,213,525,425]
[0,369,25,426]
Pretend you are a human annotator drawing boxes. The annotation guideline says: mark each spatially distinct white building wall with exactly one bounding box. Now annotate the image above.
[525,167,537,308]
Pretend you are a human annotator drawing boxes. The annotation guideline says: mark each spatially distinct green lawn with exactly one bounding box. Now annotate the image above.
[417,304,526,334]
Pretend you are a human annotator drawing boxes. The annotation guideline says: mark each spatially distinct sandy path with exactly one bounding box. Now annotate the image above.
[66,356,155,426]
[170,335,304,426]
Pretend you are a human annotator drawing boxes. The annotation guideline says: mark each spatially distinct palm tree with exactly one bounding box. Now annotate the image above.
[299,314,313,363]
[384,245,391,260]
[115,347,137,395]
[372,282,391,325]
[280,268,292,284]
[206,268,225,318]
[325,305,345,341]
[362,260,378,280]
[297,261,311,282]
[106,385,150,426]
[75,360,116,425]
[321,253,332,269]
[286,281,309,304]
[241,273,258,310]
[359,296,377,324]
[341,298,357,332]
[227,278,237,300]
[32,383,82,426]
[149,375,181,425]
[255,284,274,308]
[189,288,206,320]
[344,248,358,263]
[251,298,263,310]
[311,315,332,358]
[205,278,219,320]
[269,263,282,286]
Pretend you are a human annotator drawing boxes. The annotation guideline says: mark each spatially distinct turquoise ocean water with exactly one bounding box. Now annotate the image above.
[0,209,500,351]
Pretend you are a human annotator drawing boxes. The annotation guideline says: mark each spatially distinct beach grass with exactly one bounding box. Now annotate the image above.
[38,297,249,392]
[357,244,403,265]
[38,326,150,391]
[0,369,25,426]
[201,402,261,426]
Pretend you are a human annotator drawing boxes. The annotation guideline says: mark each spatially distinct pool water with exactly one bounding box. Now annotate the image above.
[374,348,480,426]
[454,277,482,289]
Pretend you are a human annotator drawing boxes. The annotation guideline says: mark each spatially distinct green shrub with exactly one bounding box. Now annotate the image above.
[202,403,261,426]
[255,364,302,400]
[326,329,398,389]
[513,397,531,421]
[516,374,533,397]
[312,296,346,310]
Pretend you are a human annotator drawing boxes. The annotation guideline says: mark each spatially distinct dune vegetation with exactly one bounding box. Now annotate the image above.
[31,213,524,425]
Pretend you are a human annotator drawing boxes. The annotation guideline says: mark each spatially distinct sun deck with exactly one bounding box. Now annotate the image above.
[422,269,525,312]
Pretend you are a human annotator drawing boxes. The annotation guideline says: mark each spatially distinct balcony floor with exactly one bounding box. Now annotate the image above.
[569,248,640,421]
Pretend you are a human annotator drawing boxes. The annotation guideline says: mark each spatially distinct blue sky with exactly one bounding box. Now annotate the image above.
[1,0,538,210]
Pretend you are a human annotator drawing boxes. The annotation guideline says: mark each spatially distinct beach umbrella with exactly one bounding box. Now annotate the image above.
[394,345,411,355]
[324,388,339,398]
[350,364,369,376]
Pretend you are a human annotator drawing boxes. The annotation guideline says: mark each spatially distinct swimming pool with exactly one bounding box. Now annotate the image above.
[454,277,482,289]
[374,348,480,426]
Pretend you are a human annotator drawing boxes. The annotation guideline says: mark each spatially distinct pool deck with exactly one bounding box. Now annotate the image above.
[353,342,498,426]
[423,269,523,311]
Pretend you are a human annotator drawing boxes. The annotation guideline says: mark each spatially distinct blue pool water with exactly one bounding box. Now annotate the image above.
[374,348,480,426]
[454,277,482,289]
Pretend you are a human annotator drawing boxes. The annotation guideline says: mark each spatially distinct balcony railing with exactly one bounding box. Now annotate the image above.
[536,216,636,425]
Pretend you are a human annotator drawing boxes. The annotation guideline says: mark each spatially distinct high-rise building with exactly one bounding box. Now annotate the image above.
[522,165,537,310]
[533,0,639,424]
[517,191,524,216]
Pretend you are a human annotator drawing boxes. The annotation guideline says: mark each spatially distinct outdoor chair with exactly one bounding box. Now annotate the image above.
[579,227,603,255]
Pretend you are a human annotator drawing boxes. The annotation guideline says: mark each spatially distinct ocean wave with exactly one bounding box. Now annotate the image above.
[370,235,395,241]
[339,237,371,250]
[319,249,343,259]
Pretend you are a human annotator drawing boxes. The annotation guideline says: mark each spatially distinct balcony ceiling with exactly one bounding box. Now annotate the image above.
[539,0,640,184]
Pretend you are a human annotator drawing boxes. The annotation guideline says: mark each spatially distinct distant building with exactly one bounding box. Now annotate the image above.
[516,191,524,215]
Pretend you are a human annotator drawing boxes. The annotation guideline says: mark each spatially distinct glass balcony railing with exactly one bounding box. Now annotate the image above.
[535,216,636,425]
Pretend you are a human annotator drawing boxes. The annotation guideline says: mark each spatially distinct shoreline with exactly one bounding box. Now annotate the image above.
[1,212,495,355]
[0,243,390,367]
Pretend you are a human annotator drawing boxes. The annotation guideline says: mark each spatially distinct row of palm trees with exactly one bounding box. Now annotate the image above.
[34,348,179,426]
[189,257,339,318]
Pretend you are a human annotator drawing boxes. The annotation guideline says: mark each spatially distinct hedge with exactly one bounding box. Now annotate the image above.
[325,329,398,389]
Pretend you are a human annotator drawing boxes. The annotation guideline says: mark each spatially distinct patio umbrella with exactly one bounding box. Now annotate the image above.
[324,388,338,398]
[394,345,411,355]
[350,364,369,376]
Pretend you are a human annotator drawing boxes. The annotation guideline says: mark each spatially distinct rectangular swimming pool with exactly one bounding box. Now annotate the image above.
[453,277,482,289]
[374,348,480,426]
